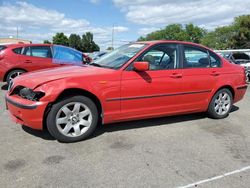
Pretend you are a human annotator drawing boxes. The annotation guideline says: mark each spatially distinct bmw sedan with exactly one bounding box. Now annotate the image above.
[5,41,248,142]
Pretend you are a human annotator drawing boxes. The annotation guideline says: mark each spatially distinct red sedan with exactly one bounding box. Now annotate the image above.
[5,41,248,142]
[0,43,91,84]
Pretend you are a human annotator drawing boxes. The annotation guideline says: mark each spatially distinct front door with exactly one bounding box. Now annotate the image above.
[120,43,185,121]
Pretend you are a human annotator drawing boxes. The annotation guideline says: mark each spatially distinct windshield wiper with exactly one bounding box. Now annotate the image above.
[89,63,102,67]
[89,63,114,69]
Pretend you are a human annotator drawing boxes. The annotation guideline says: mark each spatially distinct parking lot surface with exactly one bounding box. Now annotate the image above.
[0,82,250,188]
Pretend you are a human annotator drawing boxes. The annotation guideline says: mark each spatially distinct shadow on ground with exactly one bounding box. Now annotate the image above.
[20,105,239,142]
[1,84,8,90]
[22,126,55,141]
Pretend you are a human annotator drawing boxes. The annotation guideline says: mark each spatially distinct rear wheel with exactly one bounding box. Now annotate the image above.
[47,96,98,143]
[207,88,233,119]
[6,69,26,84]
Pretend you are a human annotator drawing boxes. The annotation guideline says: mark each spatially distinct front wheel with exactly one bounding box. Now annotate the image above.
[207,88,233,119]
[47,96,99,143]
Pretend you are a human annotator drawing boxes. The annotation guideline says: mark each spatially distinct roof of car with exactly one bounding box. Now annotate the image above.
[5,43,52,48]
[136,40,210,49]
[136,40,183,44]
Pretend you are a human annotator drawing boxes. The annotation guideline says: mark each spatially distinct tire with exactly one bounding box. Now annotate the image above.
[6,69,26,84]
[46,96,99,143]
[207,88,233,119]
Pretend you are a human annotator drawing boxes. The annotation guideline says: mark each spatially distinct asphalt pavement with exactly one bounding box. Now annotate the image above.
[0,82,250,188]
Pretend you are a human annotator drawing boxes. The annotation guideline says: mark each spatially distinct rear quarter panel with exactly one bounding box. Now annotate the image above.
[0,48,22,80]
[209,59,247,104]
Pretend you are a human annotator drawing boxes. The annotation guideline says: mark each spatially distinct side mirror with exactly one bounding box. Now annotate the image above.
[82,54,92,64]
[134,61,149,72]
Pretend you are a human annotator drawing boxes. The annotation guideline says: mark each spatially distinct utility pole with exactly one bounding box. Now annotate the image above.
[16,26,19,39]
[111,24,114,50]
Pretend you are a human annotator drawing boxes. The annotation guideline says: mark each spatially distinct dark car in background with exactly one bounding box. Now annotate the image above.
[0,44,91,84]
[218,51,250,82]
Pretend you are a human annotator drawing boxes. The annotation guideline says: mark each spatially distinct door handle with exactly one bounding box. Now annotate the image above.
[170,73,182,78]
[24,60,32,63]
[210,71,220,76]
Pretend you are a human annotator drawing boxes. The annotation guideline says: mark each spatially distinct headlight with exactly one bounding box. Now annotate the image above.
[19,88,45,101]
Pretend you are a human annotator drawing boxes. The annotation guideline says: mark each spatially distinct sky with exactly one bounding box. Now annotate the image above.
[0,0,250,50]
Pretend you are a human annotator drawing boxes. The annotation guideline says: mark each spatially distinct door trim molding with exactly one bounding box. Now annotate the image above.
[106,90,211,102]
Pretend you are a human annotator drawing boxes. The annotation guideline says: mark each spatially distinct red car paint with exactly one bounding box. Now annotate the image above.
[0,43,90,82]
[5,41,248,130]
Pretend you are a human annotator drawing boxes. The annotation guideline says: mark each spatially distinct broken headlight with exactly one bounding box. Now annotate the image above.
[19,88,45,101]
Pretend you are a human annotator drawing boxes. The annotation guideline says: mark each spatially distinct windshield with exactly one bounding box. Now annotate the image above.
[91,43,147,69]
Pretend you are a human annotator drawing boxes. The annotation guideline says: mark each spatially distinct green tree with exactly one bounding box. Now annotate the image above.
[69,34,82,51]
[106,47,114,51]
[201,15,250,49]
[163,24,188,41]
[43,40,51,44]
[201,26,235,49]
[52,32,69,46]
[81,32,100,52]
[185,24,206,43]
[138,14,250,49]
[138,24,205,43]
[138,36,146,41]
[231,15,250,48]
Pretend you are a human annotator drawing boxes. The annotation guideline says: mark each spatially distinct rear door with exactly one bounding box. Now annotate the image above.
[180,44,222,110]
[19,45,54,71]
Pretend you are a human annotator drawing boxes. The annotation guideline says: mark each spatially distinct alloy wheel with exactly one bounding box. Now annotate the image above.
[214,92,231,116]
[55,102,93,137]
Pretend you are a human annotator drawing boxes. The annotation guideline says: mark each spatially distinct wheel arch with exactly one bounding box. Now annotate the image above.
[206,85,235,111]
[207,85,235,119]
[43,88,103,130]
[3,68,27,82]
[215,85,235,100]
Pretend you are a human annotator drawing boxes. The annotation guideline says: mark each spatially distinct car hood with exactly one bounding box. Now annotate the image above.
[13,65,114,89]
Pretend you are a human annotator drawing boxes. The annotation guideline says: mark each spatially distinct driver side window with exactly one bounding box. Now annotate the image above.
[136,44,178,70]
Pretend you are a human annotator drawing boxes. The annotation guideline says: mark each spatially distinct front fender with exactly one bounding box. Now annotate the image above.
[35,77,102,103]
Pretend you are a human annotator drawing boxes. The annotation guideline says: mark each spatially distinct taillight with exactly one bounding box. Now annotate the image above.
[244,68,250,83]
[243,67,248,83]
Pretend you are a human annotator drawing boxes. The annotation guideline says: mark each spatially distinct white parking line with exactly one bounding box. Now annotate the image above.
[178,165,250,188]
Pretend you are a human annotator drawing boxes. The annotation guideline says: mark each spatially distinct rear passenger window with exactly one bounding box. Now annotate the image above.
[23,46,52,58]
[12,47,23,54]
[184,46,209,68]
